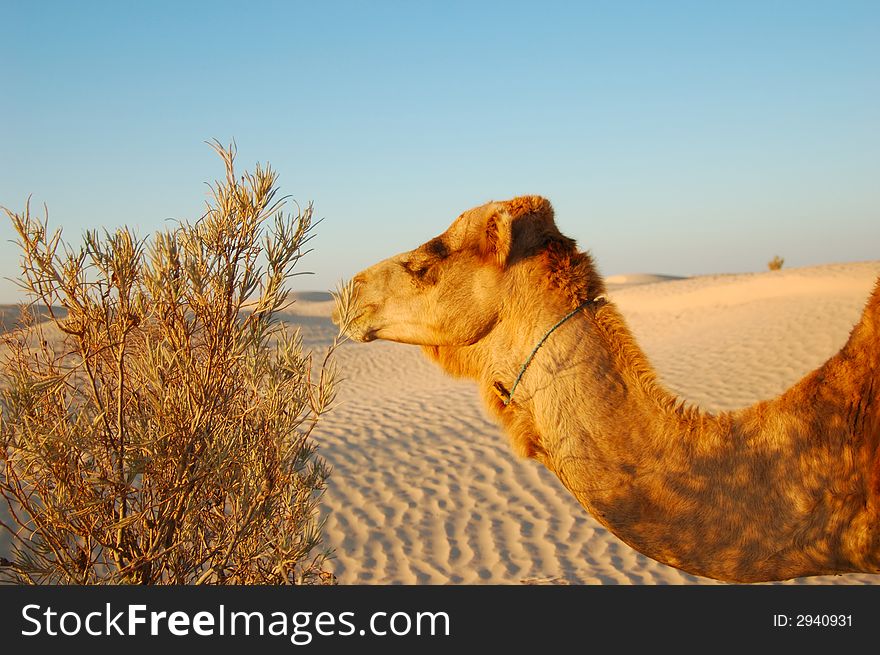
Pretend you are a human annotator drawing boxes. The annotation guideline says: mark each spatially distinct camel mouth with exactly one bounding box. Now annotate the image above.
[343,314,380,343]
[348,326,378,343]
[336,303,382,343]
[355,330,378,343]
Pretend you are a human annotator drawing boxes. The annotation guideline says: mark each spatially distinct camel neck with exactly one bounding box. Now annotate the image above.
[520,301,700,478]
[496,297,877,581]
[495,295,607,406]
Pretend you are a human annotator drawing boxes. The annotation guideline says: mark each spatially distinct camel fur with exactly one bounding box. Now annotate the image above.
[335,196,880,582]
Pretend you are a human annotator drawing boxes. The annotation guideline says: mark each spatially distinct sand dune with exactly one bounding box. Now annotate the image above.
[2,261,879,584]
[605,273,686,287]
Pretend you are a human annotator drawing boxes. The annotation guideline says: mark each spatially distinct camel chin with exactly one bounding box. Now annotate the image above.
[351,330,377,343]
[344,321,379,343]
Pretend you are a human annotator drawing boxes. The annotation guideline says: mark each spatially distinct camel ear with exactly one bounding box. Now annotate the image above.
[480,210,513,267]
[480,196,555,267]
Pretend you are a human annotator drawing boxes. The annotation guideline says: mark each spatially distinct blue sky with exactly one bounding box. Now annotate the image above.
[2,1,878,302]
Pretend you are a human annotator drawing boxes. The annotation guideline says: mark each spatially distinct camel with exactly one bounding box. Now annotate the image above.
[333,196,880,583]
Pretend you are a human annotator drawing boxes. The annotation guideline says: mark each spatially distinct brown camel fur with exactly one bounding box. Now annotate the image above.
[335,196,880,582]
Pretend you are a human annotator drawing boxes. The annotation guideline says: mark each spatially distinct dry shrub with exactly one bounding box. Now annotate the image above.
[0,142,355,584]
[768,255,784,271]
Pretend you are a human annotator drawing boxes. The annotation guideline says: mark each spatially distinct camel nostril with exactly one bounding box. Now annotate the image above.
[352,273,366,287]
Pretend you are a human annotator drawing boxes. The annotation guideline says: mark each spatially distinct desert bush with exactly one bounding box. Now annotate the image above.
[0,142,354,584]
[768,255,784,271]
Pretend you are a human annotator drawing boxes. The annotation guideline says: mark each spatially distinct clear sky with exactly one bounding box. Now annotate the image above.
[2,1,878,302]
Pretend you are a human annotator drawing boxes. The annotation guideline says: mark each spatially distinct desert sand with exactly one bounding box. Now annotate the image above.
[2,261,879,584]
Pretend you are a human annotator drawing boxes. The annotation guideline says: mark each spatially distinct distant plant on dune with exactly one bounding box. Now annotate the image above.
[767,255,784,271]
[0,142,354,584]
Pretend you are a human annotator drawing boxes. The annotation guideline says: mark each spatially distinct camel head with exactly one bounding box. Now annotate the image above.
[336,196,572,346]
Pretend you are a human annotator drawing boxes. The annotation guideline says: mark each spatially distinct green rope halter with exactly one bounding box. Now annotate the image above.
[493,294,607,406]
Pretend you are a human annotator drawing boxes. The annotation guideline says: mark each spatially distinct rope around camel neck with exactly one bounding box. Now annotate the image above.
[494,295,606,406]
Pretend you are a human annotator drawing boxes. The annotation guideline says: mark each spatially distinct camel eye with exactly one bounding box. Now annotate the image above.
[401,257,441,286]
[401,238,450,285]
[402,259,431,278]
